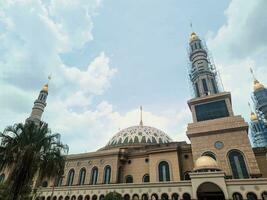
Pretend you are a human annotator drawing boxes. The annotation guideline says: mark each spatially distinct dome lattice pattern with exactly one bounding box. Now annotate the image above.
[106,125,172,148]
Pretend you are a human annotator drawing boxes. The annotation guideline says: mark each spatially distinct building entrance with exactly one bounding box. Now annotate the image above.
[197,182,225,200]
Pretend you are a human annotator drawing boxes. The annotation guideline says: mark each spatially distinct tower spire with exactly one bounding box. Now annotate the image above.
[188,31,219,97]
[250,67,256,81]
[139,106,143,126]
[26,75,51,124]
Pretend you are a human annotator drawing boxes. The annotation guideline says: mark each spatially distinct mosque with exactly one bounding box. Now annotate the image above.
[2,32,267,200]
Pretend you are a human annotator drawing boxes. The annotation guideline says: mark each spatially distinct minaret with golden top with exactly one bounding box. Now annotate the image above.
[186,32,261,179]
[26,76,51,124]
[250,68,267,122]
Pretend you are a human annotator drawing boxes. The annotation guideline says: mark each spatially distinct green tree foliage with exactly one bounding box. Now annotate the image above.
[0,121,68,200]
[104,192,122,200]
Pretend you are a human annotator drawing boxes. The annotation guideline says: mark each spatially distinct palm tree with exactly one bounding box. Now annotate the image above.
[0,121,68,200]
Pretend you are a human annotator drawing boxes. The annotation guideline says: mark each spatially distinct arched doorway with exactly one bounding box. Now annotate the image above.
[197,182,225,200]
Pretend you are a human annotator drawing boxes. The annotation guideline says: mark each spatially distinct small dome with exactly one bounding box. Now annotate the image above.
[42,84,48,92]
[254,80,264,91]
[194,156,220,171]
[190,32,199,42]
[250,112,258,121]
[105,125,172,149]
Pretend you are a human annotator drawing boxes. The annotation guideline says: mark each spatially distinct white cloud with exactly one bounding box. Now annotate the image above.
[0,0,193,153]
[207,0,267,120]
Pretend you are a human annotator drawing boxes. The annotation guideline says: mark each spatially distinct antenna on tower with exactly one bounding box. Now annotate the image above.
[139,106,143,126]
[48,74,52,83]
[250,67,256,81]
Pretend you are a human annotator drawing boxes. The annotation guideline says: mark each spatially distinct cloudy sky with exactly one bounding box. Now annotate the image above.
[0,0,266,153]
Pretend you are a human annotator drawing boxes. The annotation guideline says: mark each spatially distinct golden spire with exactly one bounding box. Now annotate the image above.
[190,32,199,42]
[42,74,52,93]
[250,68,264,91]
[139,106,143,126]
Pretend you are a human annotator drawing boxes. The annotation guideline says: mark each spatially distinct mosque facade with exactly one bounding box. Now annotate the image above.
[1,33,267,200]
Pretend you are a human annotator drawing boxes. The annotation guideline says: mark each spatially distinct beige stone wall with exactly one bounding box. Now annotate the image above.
[149,151,180,182]
[189,128,260,176]
[255,151,267,178]
[123,155,149,183]
[60,153,119,186]
[181,150,194,176]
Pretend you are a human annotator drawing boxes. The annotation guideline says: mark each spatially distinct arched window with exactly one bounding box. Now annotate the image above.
[143,174,150,182]
[262,192,267,200]
[133,194,139,200]
[55,176,63,187]
[92,195,97,200]
[71,196,76,200]
[247,192,258,200]
[125,175,133,183]
[58,196,63,200]
[99,195,105,200]
[228,150,249,179]
[84,195,90,200]
[67,169,75,186]
[65,196,70,200]
[103,165,111,184]
[142,194,148,200]
[202,151,216,160]
[52,197,57,200]
[161,193,168,200]
[124,194,130,200]
[158,161,170,181]
[151,194,158,200]
[183,193,191,200]
[77,195,83,200]
[171,193,179,200]
[90,167,98,185]
[0,173,5,183]
[261,192,267,200]
[47,197,51,200]
[233,192,243,200]
[78,168,86,185]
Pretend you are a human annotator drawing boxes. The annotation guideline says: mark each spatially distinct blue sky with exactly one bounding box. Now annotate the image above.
[0,0,266,153]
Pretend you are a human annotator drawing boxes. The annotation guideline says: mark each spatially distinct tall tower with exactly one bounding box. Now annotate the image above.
[250,69,267,122]
[26,83,49,124]
[186,32,261,179]
[189,32,219,98]
[249,111,267,147]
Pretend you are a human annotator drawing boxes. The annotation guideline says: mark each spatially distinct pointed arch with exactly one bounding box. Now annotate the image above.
[228,150,249,179]
[67,169,75,186]
[78,168,86,185]
[103,165,111,184]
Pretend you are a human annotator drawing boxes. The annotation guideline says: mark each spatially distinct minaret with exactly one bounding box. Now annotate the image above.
[186,32,261,179]
[250,68,267,122]
[248,103,267,147]
[189,32,219,97]
[26,79,50,124]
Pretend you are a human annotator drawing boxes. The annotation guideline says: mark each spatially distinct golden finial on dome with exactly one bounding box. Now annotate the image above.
[248,102,258,121]
[250,68,265,91]
[190,32,199,42]
[250,112,258,121]
[42,74,52,93]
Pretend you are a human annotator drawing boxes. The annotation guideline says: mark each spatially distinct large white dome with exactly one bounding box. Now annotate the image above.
[105,125,172,149]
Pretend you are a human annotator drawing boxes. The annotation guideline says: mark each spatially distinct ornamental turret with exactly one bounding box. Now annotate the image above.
[189,32,219,97]
[26,81,49,124]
